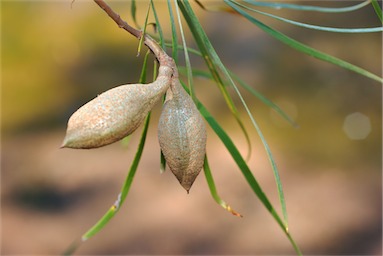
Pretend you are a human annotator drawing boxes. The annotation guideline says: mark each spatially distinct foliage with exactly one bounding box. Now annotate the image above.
[64,1,382,255]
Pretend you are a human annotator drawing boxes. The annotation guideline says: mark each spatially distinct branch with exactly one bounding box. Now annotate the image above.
[93,0,173,67]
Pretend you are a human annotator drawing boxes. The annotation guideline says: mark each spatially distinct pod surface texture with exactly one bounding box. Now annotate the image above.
[63,66,172,149]
[158,80,207,192]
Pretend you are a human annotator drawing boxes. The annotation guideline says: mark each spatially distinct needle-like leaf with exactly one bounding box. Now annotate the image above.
[235,1,383,33]
[81,113,151,241]
[203,156,242,217]
[178,0,253,161]
[72,49,153,246]
[150,0,166,50]
[191,89,302,255]
[174,0,195,100]
[371,0,383,23]
[226,0,383,83]
[167,0,179,64]
[243,0,371,13]
[179,67,298,128]
[137,2,151,56]
[179,0,289,228]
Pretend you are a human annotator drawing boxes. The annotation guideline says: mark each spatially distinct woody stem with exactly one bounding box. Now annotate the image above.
[93,0,173,67]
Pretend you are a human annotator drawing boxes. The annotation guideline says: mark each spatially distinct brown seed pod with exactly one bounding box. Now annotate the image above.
[158,78,207,192]
[62,65,172,149]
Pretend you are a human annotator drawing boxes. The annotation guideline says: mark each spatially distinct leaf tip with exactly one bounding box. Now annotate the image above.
[227,205,243,217]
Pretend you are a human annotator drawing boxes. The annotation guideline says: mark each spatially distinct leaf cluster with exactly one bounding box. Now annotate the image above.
[65,1,382,255]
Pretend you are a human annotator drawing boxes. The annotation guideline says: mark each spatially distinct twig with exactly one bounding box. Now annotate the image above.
[93,0,174,68]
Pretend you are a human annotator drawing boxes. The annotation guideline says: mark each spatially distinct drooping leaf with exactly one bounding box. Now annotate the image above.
[137,2,152,56]
[226,0,383,83]
[243,0,371,13]
[131,0,139,28]
[82,113,151,241]
[179,67,298,128]
[167,0,179,64]
[151,0,166,50]
[179,1,289,229]
[203,155,242,217]
[174,0,195,99]
[188,86,301,255]
[371,0,383,23]
[234,1,383,33]
[66,49,154,252]
[178,0,253,161]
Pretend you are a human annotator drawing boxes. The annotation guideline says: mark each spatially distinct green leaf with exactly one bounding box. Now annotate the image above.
[243,0,371,13]
[236,1,383,33]
[191,90,301,255]
[139,50,151,83]
[131,0,139,28]
[178,0,253,161]
[65,49,153,254]
[180,67,298,127]
[228,71,299,128]
[371,0,383,23]
[120,51,150,147]
[150,0,166,50]
[174,0,195,99]
[81,204,118,241]
[81,113,151,241]
[137,2,152,56]
[204,155,242,217]
[160,151,166,173]
[179,1,289,229]
[167,0,179,64]
[226,0,383,83]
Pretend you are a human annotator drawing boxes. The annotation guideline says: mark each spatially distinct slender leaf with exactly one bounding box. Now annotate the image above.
[236,1,383,33]
[179,67,298,128]
[160,151,166,173]
[178,0,253,161]
[130,0,139,28]
[174,0,195,99]
[167,0,179,64]
[164,41,201,56]
[137,2,152,56]
[140,50,151,83]
[81,205,117,241]
[189,89,301,255]
[121,53,148,147]
[371,0,383,23]
[81,112,151,241]
[226,0,383,83]
[228,71,298,128]
[150,0,166,50]
[243,0,371,13]
[68,49,152,249]
[204,156,242,217]
[179,1,288,227]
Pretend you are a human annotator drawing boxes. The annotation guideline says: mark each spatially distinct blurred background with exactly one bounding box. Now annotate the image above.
[2,1,382,255]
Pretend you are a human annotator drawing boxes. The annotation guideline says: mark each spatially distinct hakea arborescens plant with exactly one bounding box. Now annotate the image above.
[61,0,383,254]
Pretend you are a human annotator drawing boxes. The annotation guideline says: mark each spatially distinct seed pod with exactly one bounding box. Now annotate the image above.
[158,78,207,192]
[62,65,172,149]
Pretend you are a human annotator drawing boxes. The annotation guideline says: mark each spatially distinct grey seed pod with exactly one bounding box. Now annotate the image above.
[158,78,207,193]
[62,65,172,149]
